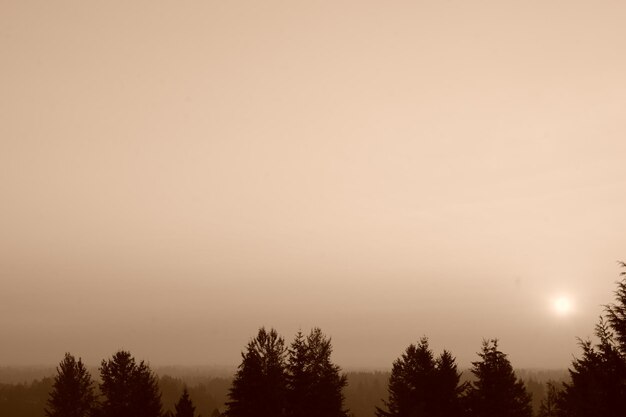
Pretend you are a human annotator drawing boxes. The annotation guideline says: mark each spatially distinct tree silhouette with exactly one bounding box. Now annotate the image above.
[99,350,163,417]
[433,350,466,417]
[537,382,560,417]
[559,321,626,417]
[605,261,626,354]
[558,263,626,417]
[45,353,96,417]
[466,339,532,417]
[376,337,465,417]
[286,328,348,417]
[225,327,288,417]
[174,387,196,417]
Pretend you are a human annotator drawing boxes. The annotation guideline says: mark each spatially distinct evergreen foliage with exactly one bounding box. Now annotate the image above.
[433,350,466,417]
[605,261,626,354]
[174,387,196,417]
[225,327,288,417]
[558,322,626,416]
[286,328,348,417]
[99,350,163,417]
[558,263,626,417]
[376,337,464,417]
[466,339,532,417]
[45,353,96,417]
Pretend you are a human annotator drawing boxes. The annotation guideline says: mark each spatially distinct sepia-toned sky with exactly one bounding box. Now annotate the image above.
[2,0,626,369]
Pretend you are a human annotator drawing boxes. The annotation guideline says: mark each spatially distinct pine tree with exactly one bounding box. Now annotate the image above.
[225,327,287,417]
[376,337,464,417]
[45,353,96,417]
[559,319,626,417]
[286,328,348,417]
[605,261,626,354]
[286,331,311,417]
[99,350,163,417]
[466,339,532,417]
[559,264,626,417]
[433,350,466,417]
[174,387,196,417]
[537,382,560,417]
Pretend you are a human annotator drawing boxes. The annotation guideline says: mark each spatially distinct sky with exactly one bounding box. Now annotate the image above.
[1,0,626,370]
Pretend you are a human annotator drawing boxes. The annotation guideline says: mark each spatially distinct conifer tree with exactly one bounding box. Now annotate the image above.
[558,264,626,417]
[174,387,196,417]
[225,327,287,417]
[466,339,532,417]
[99,350,163,417]
[605,261,626,354]
[433,350,466,417]
[45,353,96,417]
[376,337,464,417]
[537,382,560,417]
[559,319,626,417]
[286,328,348,417]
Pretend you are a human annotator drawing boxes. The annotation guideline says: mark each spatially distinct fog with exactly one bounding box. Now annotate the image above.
[2,0,626,369]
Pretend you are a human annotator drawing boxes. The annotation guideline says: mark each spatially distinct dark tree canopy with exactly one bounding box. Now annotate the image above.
[174,387,196,417]
[376,337,465,417]
[605,261,626,354]
[45,353,96,417]
[99,350,163,417]
[558,264,626,417]
[225,327,288,417]
[286,328,348,417]
[466,339,532,417]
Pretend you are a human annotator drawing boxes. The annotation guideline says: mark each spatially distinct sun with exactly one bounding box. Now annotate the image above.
[552,295,574,317]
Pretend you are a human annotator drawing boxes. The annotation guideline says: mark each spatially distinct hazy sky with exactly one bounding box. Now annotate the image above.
[2,1,626,369]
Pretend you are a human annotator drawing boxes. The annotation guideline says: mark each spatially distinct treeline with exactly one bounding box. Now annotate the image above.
[0,369,563,417]
[4,263,626,417]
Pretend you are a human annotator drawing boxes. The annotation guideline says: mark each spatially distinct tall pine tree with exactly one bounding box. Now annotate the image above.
[466,339,532,417]
[225,327,288,417]
[45,353,96,417]
[286,328,348,417]
[433,350,466,417]
[558,263,626,417]
[376,337,465,417]
[605,261,626,354]
[99,350,163,417]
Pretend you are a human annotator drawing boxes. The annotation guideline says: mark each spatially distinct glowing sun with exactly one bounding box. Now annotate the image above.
[552,295,574,316]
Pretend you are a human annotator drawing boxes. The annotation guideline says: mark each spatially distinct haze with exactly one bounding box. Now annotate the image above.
[2,0,626,370]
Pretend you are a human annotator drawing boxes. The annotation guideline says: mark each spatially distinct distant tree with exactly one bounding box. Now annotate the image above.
[376,337,465,417]
[210,408,222,417]
[0,377,54,417]
[174,387,196,417]
[537,382,560,417]
[99,350,163,417]
[466,339,532,417]
[225,327,287,417]
[45,353,96,417]
[286,328,349,417]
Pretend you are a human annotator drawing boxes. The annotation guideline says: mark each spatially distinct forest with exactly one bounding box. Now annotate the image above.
[1,263,625,417]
